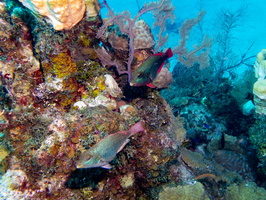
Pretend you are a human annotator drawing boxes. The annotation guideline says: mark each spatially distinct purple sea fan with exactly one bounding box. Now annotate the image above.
[173,11,213,69]
[96,0,175,82]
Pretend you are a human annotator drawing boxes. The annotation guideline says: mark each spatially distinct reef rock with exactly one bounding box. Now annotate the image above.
[19,0,86,30]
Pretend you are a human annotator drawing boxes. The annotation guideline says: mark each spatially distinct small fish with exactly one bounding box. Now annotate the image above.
[203,123,210,129]
[244,92,254,101]
[130,48,173,88]
[76,121,145,169]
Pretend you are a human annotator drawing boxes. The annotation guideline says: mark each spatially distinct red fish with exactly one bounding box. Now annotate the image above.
[130,48,173,88]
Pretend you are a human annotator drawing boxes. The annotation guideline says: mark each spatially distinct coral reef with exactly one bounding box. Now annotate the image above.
[253,79,266,114]
[85,0,100,17]
[96,0,175,82]
[0,2,183,197]
[225,182,266,200]
[254,49,266,80]
[133,20,155,50]
[253,49,266,115]
[159,182,210,200]
[152,67,173,89]
[18,0,86,30]
[0,0,264,199]
[249,115,266,176]
[248,49,266,178]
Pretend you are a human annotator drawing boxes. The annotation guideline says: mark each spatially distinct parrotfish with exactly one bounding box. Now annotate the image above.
[76,121,145,169]
[130,48,173,88]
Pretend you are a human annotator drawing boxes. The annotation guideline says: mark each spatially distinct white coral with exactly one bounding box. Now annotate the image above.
[0,170,34,199]
[254,49,266,80]
[104,74,122,97]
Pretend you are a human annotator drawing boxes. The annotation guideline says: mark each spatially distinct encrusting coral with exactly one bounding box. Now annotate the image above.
[85,0,100,17]
[253,49,266,115]
[253,79,266,114]
[18,0,86,30]
[159,182,210,200]
[225,182,266,200]
[254,49,266,80]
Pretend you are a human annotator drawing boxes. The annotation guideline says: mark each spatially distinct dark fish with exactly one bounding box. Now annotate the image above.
[130,48,173,88]
[203,123,210,128]
[244,92,253,101]
[221,132,225,149]
[76,121,145,169]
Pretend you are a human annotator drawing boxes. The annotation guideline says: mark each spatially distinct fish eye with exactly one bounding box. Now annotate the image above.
[137,73,142,78]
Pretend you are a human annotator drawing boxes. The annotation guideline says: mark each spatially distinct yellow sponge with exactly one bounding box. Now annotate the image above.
[253,79,266,99]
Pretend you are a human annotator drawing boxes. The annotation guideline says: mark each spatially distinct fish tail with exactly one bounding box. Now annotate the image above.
[164,48,173,59]
[128,121,145,136]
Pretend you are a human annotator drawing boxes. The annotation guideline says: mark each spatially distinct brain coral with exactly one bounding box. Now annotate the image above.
[152,67,173,88]
[108,20,155,51]
[133,20,155,50]
[225,182,266,200]
[19,0,86,30]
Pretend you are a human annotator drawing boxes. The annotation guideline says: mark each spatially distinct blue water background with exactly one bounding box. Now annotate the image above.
[101,0,266,73]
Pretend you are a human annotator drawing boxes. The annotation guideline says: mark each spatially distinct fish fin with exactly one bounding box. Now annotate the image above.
[153,52,164,56]
[156,49,172,74]
[117,139,130,153]
[153,48,173,58]
[164,48,173,59]
[101,163,112,169]
[146,82,156,88]
[156,64,164,74]
[128,121,145,136]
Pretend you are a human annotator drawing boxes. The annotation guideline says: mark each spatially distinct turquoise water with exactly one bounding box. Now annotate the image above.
[103,0,266,79]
